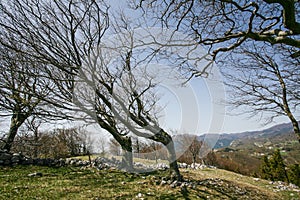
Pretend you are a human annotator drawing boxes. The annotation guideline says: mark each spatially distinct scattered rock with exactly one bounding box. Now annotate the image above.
[0,152,12,161]
[22,157,34,165]
[28,172,43,177]
[179,163,188,168]
[288,183,299,189]
[160,180,167,185]
[0,151,68,167]
[170,180,182,188]
[155,163,168,170]
[178,162,217,170]
[269,181,300,192]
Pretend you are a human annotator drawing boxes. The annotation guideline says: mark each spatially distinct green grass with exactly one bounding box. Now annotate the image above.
[0,165,298,199]
[0,166,183,199]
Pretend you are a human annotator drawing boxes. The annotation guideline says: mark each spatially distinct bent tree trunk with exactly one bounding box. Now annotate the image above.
[1,113,27,152]
[96,116,134,171]
[166,141,182,181]
[120,136,133,172]
[158,130,182,181]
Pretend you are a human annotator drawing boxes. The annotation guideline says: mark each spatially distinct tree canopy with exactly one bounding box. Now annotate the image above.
[135,0,300,64]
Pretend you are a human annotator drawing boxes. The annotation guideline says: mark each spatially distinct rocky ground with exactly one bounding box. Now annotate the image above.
[0,149,214,170]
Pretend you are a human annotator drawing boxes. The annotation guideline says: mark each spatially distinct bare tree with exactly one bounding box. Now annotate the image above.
[135,0,300,63]
[0,0,109,115]
[83,45,182,179]
[176,134,203,166]
[24,117,43,158]
[0,0,109,73]
[11,126,84,158]
[53,17,180,178]
[74,43,182,178]
[136,0,300,144]
[52,11,183,178]
[188,138,203,167]
[52,128,81,157]
[0,0,183,179]
[0,45,56,152]
[0,0,137,170]
[0,0,105,152]
[221,44,300,142]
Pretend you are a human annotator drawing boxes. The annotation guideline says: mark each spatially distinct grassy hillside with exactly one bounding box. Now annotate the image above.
[201,122,300,177]
[1,165,299,199]
[212,131,300,176]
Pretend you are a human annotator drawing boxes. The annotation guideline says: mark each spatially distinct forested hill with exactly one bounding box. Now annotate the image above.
[197,122,298,149]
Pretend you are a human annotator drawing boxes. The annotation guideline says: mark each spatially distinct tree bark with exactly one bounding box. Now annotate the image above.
[141,129,183,181]
[2,123,19,152]
[1,113,26,152]
[276,66,300,143]
[120,136,133,172]
[96,116,134,171]
[288,115,300,143]
[192,155,197,169]
[33,130,38,158]
[165,136,182,181]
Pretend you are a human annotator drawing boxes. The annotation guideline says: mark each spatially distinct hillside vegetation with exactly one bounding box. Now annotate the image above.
[202,122,300,177]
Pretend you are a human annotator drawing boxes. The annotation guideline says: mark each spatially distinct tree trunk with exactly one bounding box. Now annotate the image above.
[2,123,18,152]
[96,117,134,171]
[192,155,197,169]
[283,92,300,143]
[1,114,26,152]
[277,68,300,143]
[33,130,38,158]
[148,129,182,181]
[165,137,182,181]
[288,114,300,143]
[120,136,133,172]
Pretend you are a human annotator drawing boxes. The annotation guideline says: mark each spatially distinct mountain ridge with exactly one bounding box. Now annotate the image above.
[196,121,297,149]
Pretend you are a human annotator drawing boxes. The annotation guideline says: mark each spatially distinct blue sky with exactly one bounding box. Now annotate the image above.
[159,81,295,135]
[155,66,292,135]
[0,0,295,138]
[105,0,297,135]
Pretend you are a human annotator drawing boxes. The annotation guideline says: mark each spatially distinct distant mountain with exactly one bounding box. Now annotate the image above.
[174,122,299,176]
[197,122,297,149]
